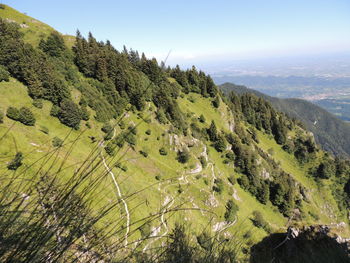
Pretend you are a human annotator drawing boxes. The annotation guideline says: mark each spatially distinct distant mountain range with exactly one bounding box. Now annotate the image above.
[220,82,350,157]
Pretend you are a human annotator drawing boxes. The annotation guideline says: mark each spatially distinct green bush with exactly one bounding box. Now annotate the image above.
[7,152,23,170]
[214,135,227,152]
[0,110,3,124]
[6,106,35,126]
[104,132,113,141]
[177,148,190,163]
[156,109,167,124]
[224,199,238,222]
[101,122,113,134]
[159,147,168,156]
[199,114,206,123]
[18,107,35,126]
[213,178,224,194]
[80,106,90,121]
[57,100,82,129]
[52,137,63,148]
[6,107,20,121]
[104,143,115,156]
[155,175,162,180]
[124,132,136,146]
[139,150,148,157]
[145,129,151,135]
[212,96,220,108]
[0,65,10,82]
[50,105,60,117]
[32,99,43,109]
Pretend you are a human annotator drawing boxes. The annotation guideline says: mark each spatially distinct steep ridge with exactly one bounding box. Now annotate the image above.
[220,82,350,158]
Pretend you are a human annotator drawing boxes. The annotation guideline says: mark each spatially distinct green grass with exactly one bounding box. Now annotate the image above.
[0,4,75,47]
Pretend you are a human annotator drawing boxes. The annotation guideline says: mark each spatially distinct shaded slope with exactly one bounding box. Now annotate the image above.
[220,82,350,157]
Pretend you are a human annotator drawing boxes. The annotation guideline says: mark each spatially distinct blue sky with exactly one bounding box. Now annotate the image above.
[4,0,350,66]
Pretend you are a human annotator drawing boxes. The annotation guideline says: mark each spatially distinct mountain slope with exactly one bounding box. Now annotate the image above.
[0,5,349,261]
[220,82,350,158]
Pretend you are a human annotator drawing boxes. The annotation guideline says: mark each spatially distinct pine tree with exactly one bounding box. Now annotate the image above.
[207,120,218,141]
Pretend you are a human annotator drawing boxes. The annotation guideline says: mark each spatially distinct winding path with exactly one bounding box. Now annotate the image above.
[100,128,130,247]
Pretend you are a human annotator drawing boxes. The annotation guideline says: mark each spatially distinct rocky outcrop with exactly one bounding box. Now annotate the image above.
[250,224,350,263]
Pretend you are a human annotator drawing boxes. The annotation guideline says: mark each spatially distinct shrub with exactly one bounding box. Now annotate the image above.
[199,114,206,123]
[104,143,115,156]
[145,129,151,135]
[212,96,220,108]
[104,132,113,141]
[213,178,224,194]
[159,147,168,156]
[0,65,10,82]
[177,148,190,163]
[156,109,167,124]
[155,175,162,180]
[80,106,90,121]
[6,107,20,121]
[124,132,136,146]
[6,106,35,126]
[316,160,335,179]
[139,150,148,157]
[18,107,35,126]
[224,199,238,222]
[52,137,63,148]
[226,151,235,161]
[7,152,23,170]
[57,100,82,129]
[32,99,43,109]
[101,122,113,134]
[50,105,60,117]
[214,134,227,152]
[0,110,3,124]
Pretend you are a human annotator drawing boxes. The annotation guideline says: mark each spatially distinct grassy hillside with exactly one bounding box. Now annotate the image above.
[0,4,75,46]
[0,5,349,262]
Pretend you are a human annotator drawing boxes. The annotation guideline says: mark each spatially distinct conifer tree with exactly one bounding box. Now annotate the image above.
[207,120,218,141]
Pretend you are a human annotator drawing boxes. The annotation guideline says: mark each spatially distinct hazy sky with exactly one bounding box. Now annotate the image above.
[4,0,350,66]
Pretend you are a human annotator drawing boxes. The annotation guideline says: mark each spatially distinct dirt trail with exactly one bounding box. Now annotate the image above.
[100,128,130,247]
